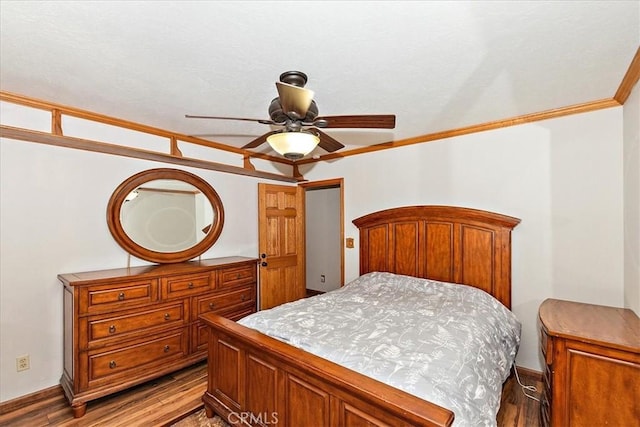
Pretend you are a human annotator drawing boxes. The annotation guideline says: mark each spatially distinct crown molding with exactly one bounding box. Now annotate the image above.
[297,98,621,164]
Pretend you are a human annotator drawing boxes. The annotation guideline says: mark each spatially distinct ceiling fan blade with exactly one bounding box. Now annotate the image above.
[242,131,279,149]
[185,114,275,125]
[312,128,345,153]
[314,115,396,129]
[276,82,314,119]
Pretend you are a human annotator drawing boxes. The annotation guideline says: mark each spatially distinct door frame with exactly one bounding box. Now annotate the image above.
[299,178,345,288]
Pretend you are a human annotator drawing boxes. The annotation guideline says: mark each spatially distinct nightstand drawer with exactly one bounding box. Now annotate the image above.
[540,328,552,364]
[162,273,213,299]
[542,364,552,400]
[86,302,186,346]
[540,393,551,427]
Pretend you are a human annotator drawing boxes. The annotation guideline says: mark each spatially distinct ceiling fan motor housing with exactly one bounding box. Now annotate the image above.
[279,71,308,87]
[268,98,287,123]
[304,101,319,122]
[269,98,319,123]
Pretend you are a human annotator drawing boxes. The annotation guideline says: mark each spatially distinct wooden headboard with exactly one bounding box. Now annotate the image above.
[352,205,520,309]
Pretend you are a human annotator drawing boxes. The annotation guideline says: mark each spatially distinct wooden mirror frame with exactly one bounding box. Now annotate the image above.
[107,168,224,263]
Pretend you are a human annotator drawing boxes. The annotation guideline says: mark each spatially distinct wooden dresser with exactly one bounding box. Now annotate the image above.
[59,256,257,418]
[538,298,640,427]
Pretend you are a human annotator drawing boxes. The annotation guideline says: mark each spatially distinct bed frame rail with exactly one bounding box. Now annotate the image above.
[200,313,455,427]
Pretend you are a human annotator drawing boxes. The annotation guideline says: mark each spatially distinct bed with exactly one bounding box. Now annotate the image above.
[199,205,521,426]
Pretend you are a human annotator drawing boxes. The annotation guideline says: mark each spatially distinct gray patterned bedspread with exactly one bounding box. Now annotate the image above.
[239,272,521,426]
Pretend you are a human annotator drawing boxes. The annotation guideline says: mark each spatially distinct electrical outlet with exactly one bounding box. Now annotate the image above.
[320,275,325,283]
[16,355,30,372]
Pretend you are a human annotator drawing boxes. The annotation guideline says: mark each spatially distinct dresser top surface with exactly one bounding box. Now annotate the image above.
[58,256,258,285]
[539,298,640,352]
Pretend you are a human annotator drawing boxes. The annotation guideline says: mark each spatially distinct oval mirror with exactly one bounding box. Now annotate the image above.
[107,168,224,263]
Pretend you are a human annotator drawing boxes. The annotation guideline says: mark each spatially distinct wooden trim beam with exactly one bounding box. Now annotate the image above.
[296,98,621,164]
[0,125,299,183]
[170,136,183,157]
[0,91,243,154]
[614,46,640,104]
[2,57,633,170]
[0,90,293,167]
[51,109,63,135]
[292,163,305,181]
[243,155,256,170]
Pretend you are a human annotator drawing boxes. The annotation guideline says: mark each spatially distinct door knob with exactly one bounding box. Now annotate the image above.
[261,262,268,267]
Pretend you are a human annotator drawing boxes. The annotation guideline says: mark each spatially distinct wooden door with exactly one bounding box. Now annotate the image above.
[258,183,305,310]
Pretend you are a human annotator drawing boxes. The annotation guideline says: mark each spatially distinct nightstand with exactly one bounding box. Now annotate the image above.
[538,298,640,427]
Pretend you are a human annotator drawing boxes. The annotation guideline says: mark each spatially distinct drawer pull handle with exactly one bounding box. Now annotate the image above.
[164,345,170,353]
[236,273,241,279]
[109,360,117,369]
[241,295,246,301]
[164,313,170,320]
[118,292,125,301]
[209,302,215,310]
[109,325,116,334]
[188,282,194,289]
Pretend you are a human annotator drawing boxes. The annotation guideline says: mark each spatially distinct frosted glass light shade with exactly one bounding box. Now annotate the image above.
[267,132,320,160]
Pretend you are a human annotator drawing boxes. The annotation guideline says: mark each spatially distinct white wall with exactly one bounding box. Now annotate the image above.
[299,107,624,372]
[624,81,640,315]
[0,105,269,401]
[305,188,341,292]
[0,102,626,400]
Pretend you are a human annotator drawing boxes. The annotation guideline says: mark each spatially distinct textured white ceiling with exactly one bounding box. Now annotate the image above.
[1,1,638,158]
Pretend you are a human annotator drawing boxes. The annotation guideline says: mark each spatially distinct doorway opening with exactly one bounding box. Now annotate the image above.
[300,179,344,297]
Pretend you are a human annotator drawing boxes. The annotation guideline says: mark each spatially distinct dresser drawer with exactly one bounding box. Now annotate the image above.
[86,329,188,385]
[219,264,256,288]
[80,279,159,314]
[161,272,214,299]
[84,302,187,347]
[194,287,255,317]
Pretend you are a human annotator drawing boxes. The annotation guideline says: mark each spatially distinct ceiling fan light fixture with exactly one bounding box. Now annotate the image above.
[267,131,320,160]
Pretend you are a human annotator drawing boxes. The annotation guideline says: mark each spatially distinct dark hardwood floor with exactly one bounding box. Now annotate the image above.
[305,288,325,298]
[496,368,543,427]
[0,362,542,426]
[0,363,207,427]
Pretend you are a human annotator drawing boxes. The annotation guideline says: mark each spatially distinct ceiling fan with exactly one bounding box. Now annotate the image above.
[186,71,396,160]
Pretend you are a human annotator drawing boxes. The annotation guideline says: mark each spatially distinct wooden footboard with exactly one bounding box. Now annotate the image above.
[200,313,454,427]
